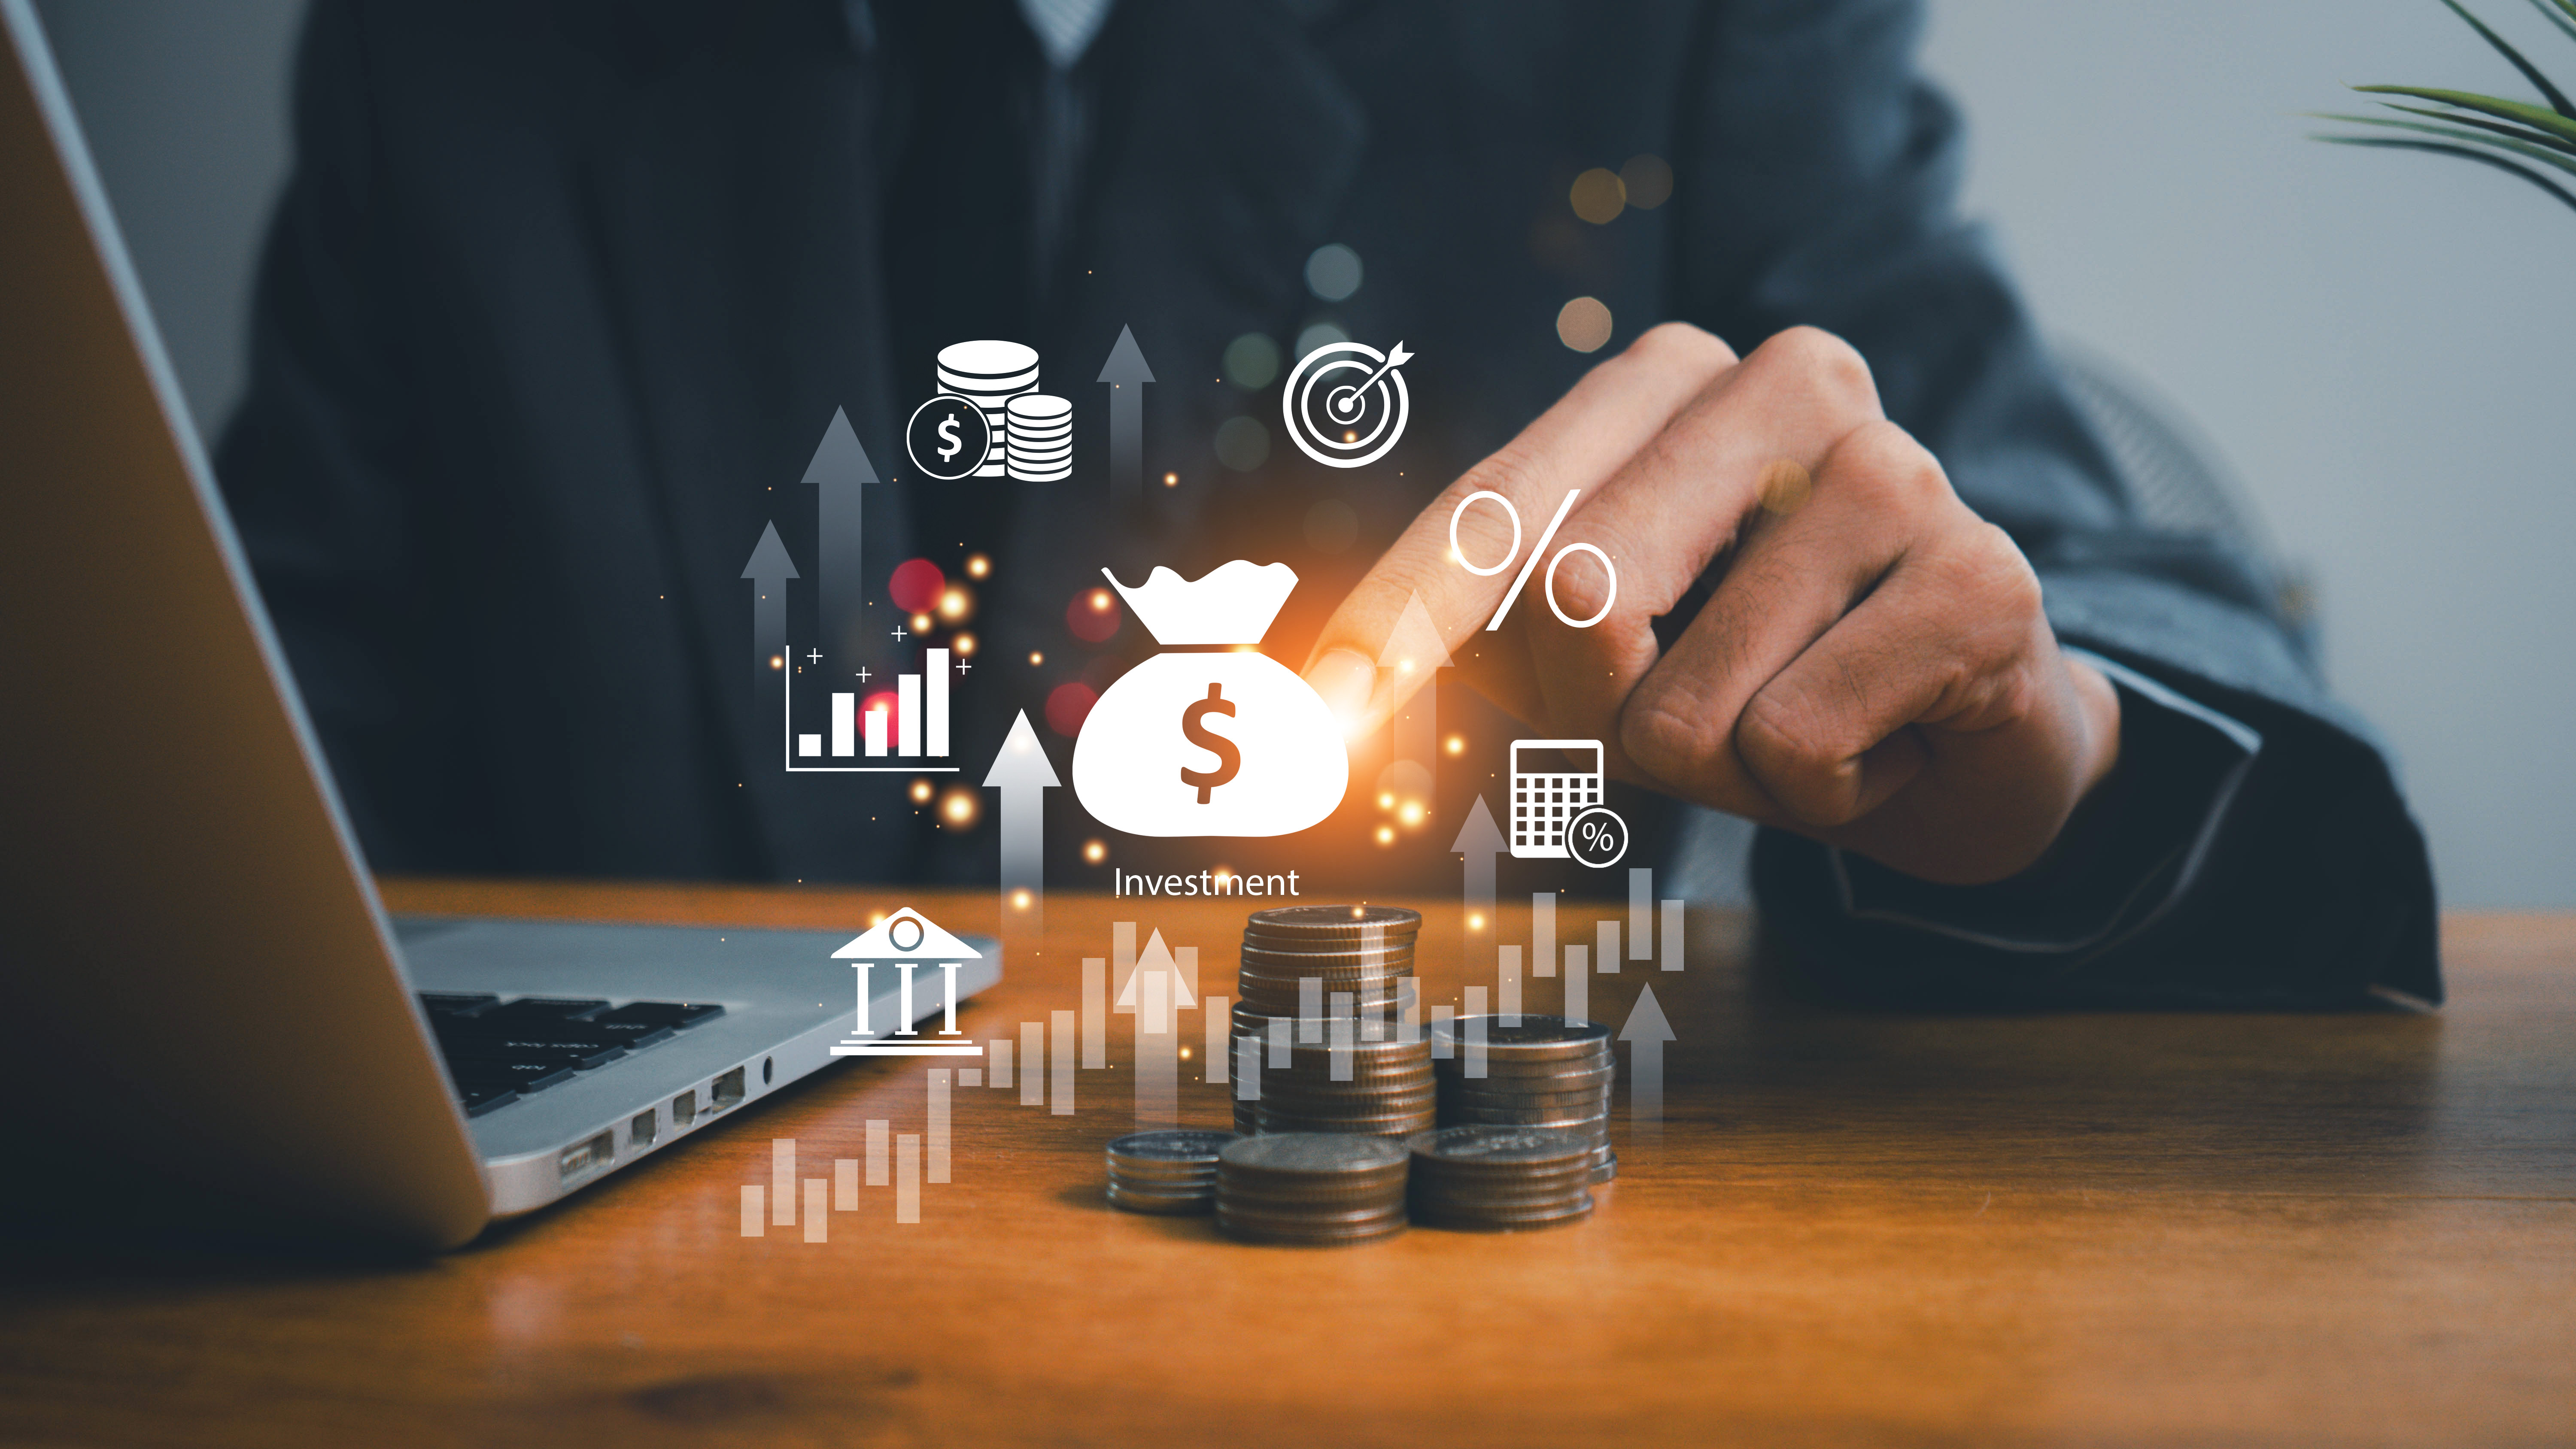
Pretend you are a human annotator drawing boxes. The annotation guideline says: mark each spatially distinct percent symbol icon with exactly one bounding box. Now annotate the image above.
[1448,488,1619,630]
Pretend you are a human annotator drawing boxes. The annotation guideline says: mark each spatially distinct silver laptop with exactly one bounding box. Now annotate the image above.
[0,0,996,1249]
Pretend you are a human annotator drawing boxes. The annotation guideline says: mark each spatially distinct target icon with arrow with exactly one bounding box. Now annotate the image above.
[1281,340,1413,469]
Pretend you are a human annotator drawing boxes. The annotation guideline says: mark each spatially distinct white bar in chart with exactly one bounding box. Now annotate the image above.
[740,1185,764,1237]
[1083,959,1107,1067]
[927,648,950,755]
[1267,1016,1291,1068]
[1630,869,1656,960]
[927,1068,951,1184]
[1463,988,1488,1077]
[1235,1034,1261,1100]
[1533,893,1558,977]
[1500,944,1523,1025]
[1020,1023,1045,1106]
[772,1138,795,1225]
[866,1121,890,1186]
[831,694,856,757]
[835,1158,858,1210]
[1429,1005,1455,1058]
[1051,1010,1075,1116]
[799,734,822,758]
[1662,898,1686,971]
[958,1068,981,1087]
[1299,977,1324,1042]
[1565,944,1589,1025]
[899,675,921,756]
[803,1179,827,1243]
[1329,991,1355,1081]
[1205,994,1230,1083]
[896,1135,920,1224]
[1598,919,1621,976]
[988,1039,1012,1088]
[865,704,889,757]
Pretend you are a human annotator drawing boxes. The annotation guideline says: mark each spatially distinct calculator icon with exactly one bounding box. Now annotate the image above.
[1509,739,1604,859]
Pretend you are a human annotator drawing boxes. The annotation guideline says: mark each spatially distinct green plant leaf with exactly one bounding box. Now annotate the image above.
[2354,84,2576,143]
[2323,111,2576,178]
[2437,0,2576,117]
[2317,134,2576,213]
[2381,101,2576,156]
[2529,0,2576,47]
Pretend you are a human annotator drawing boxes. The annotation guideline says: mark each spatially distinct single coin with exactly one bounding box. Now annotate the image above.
[1410,1197,1594,1231]
[904,394,993,480]
[1429,1015,1614,1059]
[1106,1130,1239,1164]
[1243,904,1424,938]
[1406,1125,1595,1164]
[1107,1182,1214,1216]
[936,338,1041,379]
[1218,1132,1407,1174]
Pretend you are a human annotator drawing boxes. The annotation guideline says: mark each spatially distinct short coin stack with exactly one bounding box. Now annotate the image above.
[1002,393,1072,482]
[1104,1130,1239,1216]
[934,340,1040,478]
[1404,1125,1596,1231]
[1431,1015,1618,1184]
[1235,906,1429,1139]
[1214,1133,1409,1246]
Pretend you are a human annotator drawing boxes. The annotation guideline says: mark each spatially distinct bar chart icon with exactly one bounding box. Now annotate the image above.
[785,645,960,773]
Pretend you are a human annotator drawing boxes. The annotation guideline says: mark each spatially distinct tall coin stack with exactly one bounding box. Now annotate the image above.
[1234,906,1429,1139]
[1214,1133,1409,1246]
[1430,1015,1618,1184]
[1104,1130,1238,1216]
[934,340,1039,478]
[1002,394,1072,482]
[1404,1125,1595,1231]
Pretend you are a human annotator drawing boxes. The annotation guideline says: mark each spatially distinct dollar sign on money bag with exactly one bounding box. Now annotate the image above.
[936,413,963,462]
[1179,684,1240,803]
[1072,562,1348,837]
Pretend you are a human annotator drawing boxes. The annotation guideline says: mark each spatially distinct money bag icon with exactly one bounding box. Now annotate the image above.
[1071,561,1350,837]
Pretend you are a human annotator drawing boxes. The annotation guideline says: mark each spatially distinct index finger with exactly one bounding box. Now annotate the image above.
[1300,323,1736,733]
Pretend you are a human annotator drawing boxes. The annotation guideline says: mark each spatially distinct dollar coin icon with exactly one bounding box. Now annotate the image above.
[905,394,992,481]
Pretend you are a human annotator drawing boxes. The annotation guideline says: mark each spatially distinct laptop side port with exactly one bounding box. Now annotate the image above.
[711,1066,746,1110]
[559,1130,614,1185]
[630,1109,657,1149]
[671,1089,696,1128]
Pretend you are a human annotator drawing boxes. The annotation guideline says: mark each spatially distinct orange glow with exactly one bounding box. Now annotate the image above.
[1082,839,1107,864]
[964,554,992,579]
[1088,589,1114,613]
[954,632,977,657]
[909,779,934,804]
[910,612,934,634]
[1028,651,1044,666]
[1374,825,1396,846]
[1468,912,1487,931]
[1009,888,1033,911]
[769,654,783,670]
[1445,735,1466,755]
[939,788,980,828]
[938,585,972,621]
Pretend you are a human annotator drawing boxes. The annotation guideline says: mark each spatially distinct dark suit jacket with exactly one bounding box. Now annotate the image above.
[217,0,2439,1004]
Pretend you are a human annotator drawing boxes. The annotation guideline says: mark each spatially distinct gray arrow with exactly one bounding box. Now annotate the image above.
[983,711,1061,946]
[1452,793,1506,1019]
[1097,324,1154,505]
[802,407,876,663]
[1378,591,1455,824]
[739,521,800,694]
[1619,982,1676,1140]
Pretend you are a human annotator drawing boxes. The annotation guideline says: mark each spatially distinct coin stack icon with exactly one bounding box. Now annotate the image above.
[1104,1129,1239,1216]
[1002,393,1072,482]
[1430,1015,1617,1184]
[1214,1133,1410,1246]
[935,340,1040,479]
[1403,1125,1596,1231]
[1233,906,1428,1138]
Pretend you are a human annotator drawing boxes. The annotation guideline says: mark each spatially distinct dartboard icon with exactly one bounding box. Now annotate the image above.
[1281,340,1413,470]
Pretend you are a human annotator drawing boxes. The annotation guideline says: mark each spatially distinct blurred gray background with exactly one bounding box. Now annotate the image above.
[29,0,2576,905]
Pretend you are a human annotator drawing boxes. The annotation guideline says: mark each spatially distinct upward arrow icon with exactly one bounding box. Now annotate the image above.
[1097,324,1155,506]
[739,521,800,694]
[1379,591,1455,826]
[802,407,876,664]
[983,711,1061,949]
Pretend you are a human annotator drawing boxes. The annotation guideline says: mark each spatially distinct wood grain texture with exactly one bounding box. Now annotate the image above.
[3,883,2570,1448]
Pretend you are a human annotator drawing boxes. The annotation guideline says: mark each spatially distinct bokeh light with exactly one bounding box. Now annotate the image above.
[1374,825,1397,846]
[909,779,934,805]
[1304,498,1358,554]
[1045,682,1099,737]
[1557,296,1614,353]
[1066,588,1120,643]
[1445,735,1466,756]
[1295,321,1348,358]
[1009,888,1033,912]
[1082,839,1107,864]
[937,585,972,622]
[1224,333,1282,390]
[938,787,980,829]
[963,553,991,579]
[1215,416,1271,472]
[1305,243,1363,301]
[1028,650,1045,666]
[1620,153,1674,209]
[889,558,945,614]
[910,612,934,635]
[953,632,976,657]
[1569,167,1626,224]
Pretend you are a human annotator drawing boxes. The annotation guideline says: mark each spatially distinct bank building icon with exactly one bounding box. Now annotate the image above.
[830,907,985,1058]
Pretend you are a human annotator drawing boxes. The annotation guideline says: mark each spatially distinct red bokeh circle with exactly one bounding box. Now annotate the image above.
[1045,682,1099,737]
[890,559,946,615]
[1065,587,1121,643]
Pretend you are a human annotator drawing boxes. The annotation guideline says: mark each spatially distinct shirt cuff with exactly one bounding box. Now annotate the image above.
[1821,649,2261,961]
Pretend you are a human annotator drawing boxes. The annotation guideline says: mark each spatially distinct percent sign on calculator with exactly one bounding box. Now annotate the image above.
[1448,488,1619,629]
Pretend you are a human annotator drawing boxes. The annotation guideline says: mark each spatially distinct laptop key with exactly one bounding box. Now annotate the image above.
[455,1081,521,1117]
[450,1058,581,1094]
[474,997,610,1025]
[419,992,498,1017]
[442,1038,627,1071]
[592,1000,726,1034]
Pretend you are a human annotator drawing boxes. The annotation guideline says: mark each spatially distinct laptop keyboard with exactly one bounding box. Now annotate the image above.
[420,993,725,1117]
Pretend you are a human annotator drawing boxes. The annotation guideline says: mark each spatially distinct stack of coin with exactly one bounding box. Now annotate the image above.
[1430,1015,1617,1183]
[1214,1133,1409,1246]
[934,340,1039,478]
[1236,905,1427,1138]
[1002,394,1072,482]
[1104,1130,1239,1215]
[1404,1125,1595,1231]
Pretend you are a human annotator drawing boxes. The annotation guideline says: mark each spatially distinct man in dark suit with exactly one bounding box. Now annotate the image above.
[217,0,2437,1005]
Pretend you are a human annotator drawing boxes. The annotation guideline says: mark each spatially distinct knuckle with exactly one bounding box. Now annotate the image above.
[1628,320,1738,372]
[1735,685,1862,825]
[1754,326,1877,415]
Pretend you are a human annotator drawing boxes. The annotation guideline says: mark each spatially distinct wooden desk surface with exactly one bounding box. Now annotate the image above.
[5,883,2572,1447]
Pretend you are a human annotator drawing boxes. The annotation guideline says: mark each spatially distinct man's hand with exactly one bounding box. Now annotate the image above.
[1300,322,2121,886]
